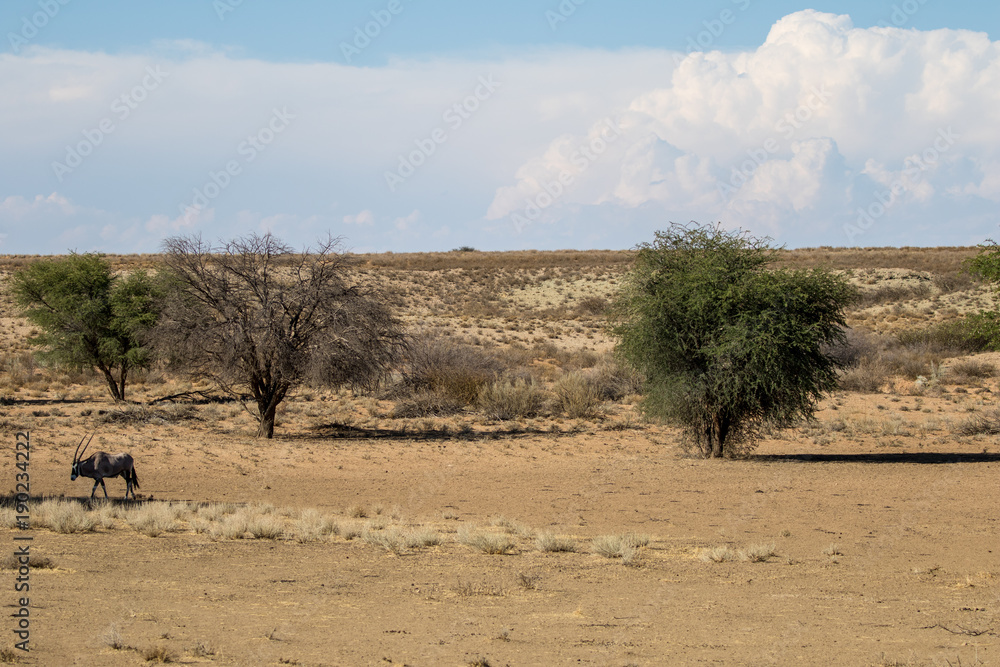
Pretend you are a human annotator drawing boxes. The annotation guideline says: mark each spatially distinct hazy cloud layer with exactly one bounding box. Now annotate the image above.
[1,11,997,253]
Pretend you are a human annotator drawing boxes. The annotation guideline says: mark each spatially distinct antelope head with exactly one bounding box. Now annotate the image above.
[70,433,94,480]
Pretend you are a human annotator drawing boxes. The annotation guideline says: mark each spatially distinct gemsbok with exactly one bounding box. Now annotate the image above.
[70,434,140,500]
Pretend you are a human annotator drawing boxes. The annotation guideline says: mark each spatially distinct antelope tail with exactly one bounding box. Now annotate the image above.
[131,468,140,491]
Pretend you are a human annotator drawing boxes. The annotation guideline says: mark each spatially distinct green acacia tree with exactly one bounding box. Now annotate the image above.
[611,224,856,458]
[11,253,161,401]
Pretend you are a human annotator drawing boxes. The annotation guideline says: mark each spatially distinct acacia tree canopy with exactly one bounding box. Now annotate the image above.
[154,232,407,438]
[611,223,856,458]
[10,253,160,402]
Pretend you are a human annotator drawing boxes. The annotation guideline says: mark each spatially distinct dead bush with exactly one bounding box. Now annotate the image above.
[838,359,889,393]
[956,409,1000,436]
[397,336,504,404]
[824,328,881,368]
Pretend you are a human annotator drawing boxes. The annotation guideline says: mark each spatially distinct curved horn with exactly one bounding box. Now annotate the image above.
[74,433,94,463]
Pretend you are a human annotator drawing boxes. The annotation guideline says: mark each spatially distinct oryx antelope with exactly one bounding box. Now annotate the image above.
[70,434,140,500]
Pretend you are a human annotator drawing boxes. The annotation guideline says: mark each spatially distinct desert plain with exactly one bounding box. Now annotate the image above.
[0,247,998,666]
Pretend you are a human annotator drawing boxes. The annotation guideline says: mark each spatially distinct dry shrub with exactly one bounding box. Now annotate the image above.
[586,359,643,401]
[855,282,932,307]
[825,328,881,368]
[477,378,544,420]
[838,359,889,393]
[575,296,609,316]
[956,409,1000,436]
[946,359,996,385]
[553,371,601,418]
[396,336,504,404]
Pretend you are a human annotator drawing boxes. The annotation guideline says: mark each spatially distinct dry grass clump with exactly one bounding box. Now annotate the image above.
[404,528,442,548]
[738,543,777,562]
[488,515,533,538]
[700,546,737,563]
[477,378,544,420]
[142,644,178,663]
[292,509,337,543]
[0,552,54,570]
[458,525,516,554]
[244,513,285,539]
[206,508,284,540]
[553,371,601,418]
[535,533,576,553]
[0,507,19,529]
[823,543,843,557]
[591,534,643,563]
[124,503,182,537]
[35,499,96,534]
[363,527,405,554]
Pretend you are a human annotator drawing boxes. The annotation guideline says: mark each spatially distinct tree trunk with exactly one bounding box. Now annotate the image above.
[99,365,125,402]
[257,402,277,439]
[254,383,289,439]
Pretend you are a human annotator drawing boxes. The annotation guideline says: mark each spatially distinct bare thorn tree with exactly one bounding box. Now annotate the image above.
[153,233,407,438]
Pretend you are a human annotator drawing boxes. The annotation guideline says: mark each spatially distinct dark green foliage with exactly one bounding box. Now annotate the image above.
[611,224,856,458]
[10,253,160,401]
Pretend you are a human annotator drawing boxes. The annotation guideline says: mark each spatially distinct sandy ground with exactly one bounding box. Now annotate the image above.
[4,413,999,666]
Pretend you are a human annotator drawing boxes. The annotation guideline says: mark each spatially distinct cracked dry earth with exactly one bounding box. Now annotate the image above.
[4,414,999,667]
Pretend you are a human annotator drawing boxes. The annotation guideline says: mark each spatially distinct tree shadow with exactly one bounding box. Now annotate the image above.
[306,422,543,442]
[754,452,1000,464]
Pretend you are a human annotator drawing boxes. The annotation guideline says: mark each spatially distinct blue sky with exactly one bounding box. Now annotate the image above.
[1,1,999,254]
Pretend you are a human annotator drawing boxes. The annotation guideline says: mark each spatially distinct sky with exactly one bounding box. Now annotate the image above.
[1,1,999,255]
